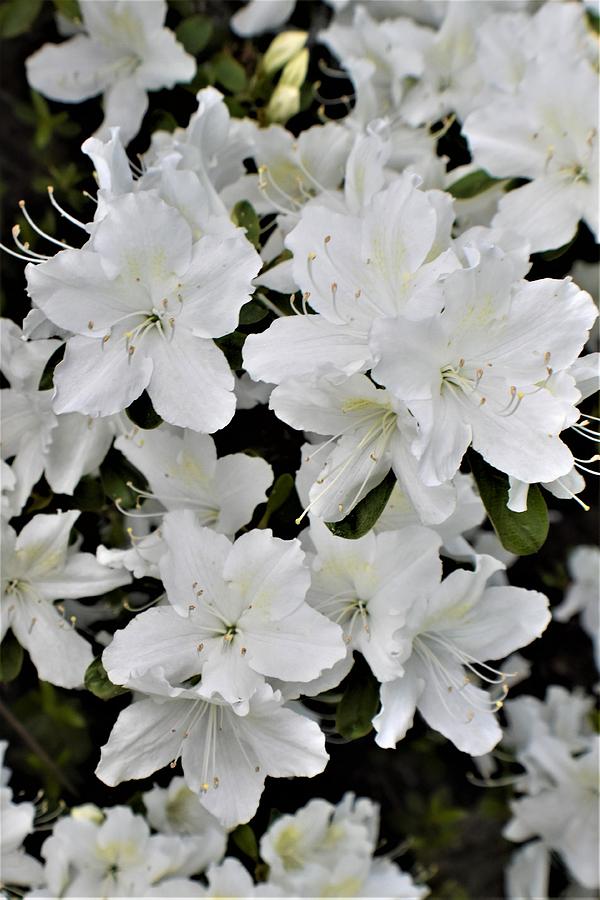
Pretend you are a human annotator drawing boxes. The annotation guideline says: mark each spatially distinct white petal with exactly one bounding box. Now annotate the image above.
[53,334,153,417]
[98,76,149,145]
[231,0,296,36]
[493,175,583,254]
[145,328,235,432]
[160,511,231,616]
[26,35,116,102]
[11,596,93,689]
[34,552,132,600]
[373,665,424,748]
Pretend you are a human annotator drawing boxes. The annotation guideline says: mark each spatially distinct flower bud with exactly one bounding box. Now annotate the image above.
[71,803,104,824]
[265,83,301,123]
[261,30,308,76]
[279,47,309,89]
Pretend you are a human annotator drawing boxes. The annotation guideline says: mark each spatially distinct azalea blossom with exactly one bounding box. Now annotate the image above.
[464,55,598,253]
[370,246,597,486]
[260,792,428,898]
[26,190,262,432]
[97,675,328,828]
[103,511,346,703]
[1,511,130,688]
[114,425,273,535]
[26,0,195,145]
[142,778,227,865]
[0,742,45,891]
[504,735,600,889]
[33,803,206,897]
[373,555,550,755]
[553,545,600,669]
[1,319,115,514]
[270,373,455,523]
[243,173,456,386]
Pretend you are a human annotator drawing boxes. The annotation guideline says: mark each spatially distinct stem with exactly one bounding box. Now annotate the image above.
[0,694,79,797]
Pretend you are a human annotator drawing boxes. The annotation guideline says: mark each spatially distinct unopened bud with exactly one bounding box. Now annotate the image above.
[265,83,301,124]
[71,803,104,824]
[261,30,307,76]
[279,47,309,89]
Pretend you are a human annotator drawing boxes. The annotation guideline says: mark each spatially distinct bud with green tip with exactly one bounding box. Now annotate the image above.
[261,30,307,76]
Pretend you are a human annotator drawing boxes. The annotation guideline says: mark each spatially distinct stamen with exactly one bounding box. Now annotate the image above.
[46,186,88,231]
[19,200,76,250]
[11,225,49,259]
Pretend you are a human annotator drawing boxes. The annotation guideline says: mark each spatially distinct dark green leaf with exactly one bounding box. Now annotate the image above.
[126,391,163,430]
[176,14,213,55]
[213,53,248,93]
[336,655,380,740]
[84,657,128,700]
[53,0,80,21]
[239,300,268,325]
[468,449,548,555]
[38,343,65,391]
[258,474,294,527]
[214,331,246,370]
[0,631,24,683]
[447,170,502,200]
[230,823,259,861]
[100,448,143,509]
[587,8,599,33]
[231,200,260,248]
[326,470,396,540]
[70,475,106,512]
[0,0,43,37]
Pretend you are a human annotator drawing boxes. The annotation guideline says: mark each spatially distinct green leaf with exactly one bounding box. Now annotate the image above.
[230,823,259,861]
[239,300,268,325]
[213,53,248,93]
[84,657,128,700]
[326,470,396,540]
[468,450,548,555]
[336,655,380,740]
[100,448,143,509]
[126,391,163,430]
[231,200,260,249]
[38,344,65,391]
[214,331,246,370]
[587,8,599,33]
[53,0,80,21]
[447,169,502,199]
[0,631,24,683]
[0,0,43,37]
[257,473,294,528]
[176,14,213,55]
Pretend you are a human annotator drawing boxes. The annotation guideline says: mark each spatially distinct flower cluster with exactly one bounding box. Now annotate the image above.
[1,0,598,895]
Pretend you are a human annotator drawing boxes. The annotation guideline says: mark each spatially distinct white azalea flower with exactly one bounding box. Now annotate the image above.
[96,674,328,828]
[270,373,455,524]
[304,518,442,683]
[37,804,205,898]
[504,840,550,900]
[1,511,130,688]
[370,245,597,487]
[464,55,598,253]
[103,511,346,703]
[1,319,115,513]
[25,0,195,145]
[142,778,226,869]
[199,857,278,897]
[553,545,600,668]
[261,792,428,898]
[373,555,551,756]
[243,173,457,385]
[26,190,262,432]
[0,742,45,890]
[504,735,600,890]
[114,425,273,535]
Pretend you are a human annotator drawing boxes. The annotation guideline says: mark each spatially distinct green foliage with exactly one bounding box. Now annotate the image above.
[326,470,396,540]
[0,631,24,683]
[100,448,144,510]
[258,474,295,528]
[176,14,213,55]
[0,0,43,38]
[11,682,91,800]
[84,657,129,700]
[126,391,164,430]
[231,200,261,249]
[468,450,549,555]
[17,91,81,151]
[214,330,246,370]
[335,655,380,740]
[230,823,259,861]
[239,300,269,325]
[53,0,80,20]
[213,52,248,94]
[447,170,502,199]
